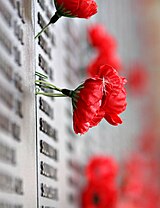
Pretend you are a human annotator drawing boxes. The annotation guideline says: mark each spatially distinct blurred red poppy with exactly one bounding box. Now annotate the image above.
[82,182,118,208]
[86,156,118,184]
[128,63,148,94]
[86,23,122,77]
[88,24,117,50]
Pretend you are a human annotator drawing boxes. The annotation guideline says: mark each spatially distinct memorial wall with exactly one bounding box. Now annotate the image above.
[0,0,160,207]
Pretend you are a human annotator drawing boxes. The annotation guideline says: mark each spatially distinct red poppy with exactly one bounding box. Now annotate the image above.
[35,0,97,39]
[88,24,117,50]
[36,66,126,134]
[54,0,98,18]
[67,65,127,134]
[86,156,118,184]
[82,182,118,208]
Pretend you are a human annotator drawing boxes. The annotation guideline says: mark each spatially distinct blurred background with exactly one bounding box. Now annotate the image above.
[0,0,160,207]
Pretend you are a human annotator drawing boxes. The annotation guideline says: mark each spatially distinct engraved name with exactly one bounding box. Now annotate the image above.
[39,118,57,141]
[41,183,58,200]
[40,140,58,161]
[40,161,57,180]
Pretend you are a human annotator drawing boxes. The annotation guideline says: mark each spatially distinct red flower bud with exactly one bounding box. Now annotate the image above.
[54,0,98,18]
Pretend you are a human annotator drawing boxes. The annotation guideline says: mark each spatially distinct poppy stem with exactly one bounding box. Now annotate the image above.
[35,71,48,79]
[34,12,61,39]
[36,91,67,97]
[35,72,72,98]
[34,22,51,39]
[35,80,62,92]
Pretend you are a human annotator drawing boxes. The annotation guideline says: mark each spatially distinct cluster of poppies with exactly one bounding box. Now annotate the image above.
[81,125,160,208]
[87,24,122,77]
[81,150,160,208]
[82,156,118,208]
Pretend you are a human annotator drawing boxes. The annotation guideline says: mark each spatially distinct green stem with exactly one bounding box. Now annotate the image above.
[35,80,62,92]
[35,83,56,90]
[36,92,67,97]
[35,71,48,79]
[34,22,51,39]
[34,12,60,39]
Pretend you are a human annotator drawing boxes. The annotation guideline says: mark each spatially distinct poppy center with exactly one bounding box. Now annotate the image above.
[92,193,100,205]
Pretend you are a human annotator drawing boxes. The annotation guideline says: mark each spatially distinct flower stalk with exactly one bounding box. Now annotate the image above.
[34,12,61,39]
[35,72,70,97]
[36,91,67,97]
